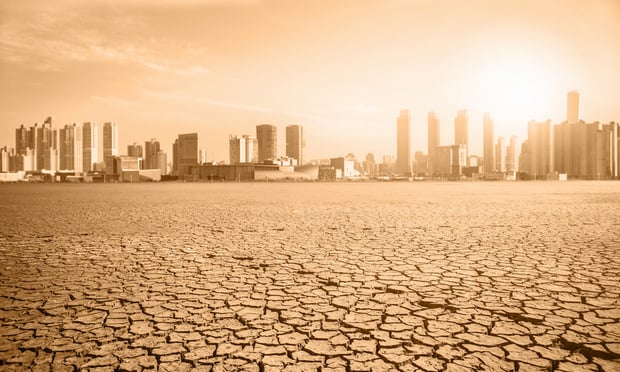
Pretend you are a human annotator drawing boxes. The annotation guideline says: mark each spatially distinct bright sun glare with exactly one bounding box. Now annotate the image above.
[478,57,553,133]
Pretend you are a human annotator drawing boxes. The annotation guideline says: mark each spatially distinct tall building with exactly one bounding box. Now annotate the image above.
[103,122,118,174]
[396,110,411,176]
[495,136,506,172]
[286,125,304,165]
[256,124,277,162]
[58,124,83,173]
[15,125,29,155]
[427,112,440,176]
[506,135,518,172]
[144,138,161,170]
[156,150,168,176]
[173,133,198,177]
[454,110,469,149]
[526,120,553,179]
[127,143,143,158]
[82,122,98,172]
[483,113,495,173]
[229,135,258,164]
[567,90,579,124]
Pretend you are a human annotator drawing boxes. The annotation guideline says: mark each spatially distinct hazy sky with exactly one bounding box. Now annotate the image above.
[1,0,619,162]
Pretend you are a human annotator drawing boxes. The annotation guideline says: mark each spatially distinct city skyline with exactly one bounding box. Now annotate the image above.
[1,0,619,162]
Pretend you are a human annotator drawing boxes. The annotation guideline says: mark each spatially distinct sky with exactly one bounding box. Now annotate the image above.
[1,0,619,163]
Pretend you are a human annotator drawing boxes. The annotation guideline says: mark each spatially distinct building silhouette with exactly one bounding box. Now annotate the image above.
[396,110,411,176]
[144,138,160,170]
[495,136,506,172]
[525,120,553,179]
[483,113,495,174]
[454,110,469,164]
[256,124,277,162]
[58,124,83,173]
[286,125,303,165]
[103,122,118,174]
[506,135,518,173]
[427,112,440,176]
[82,122,98,173]
[173,133,198,178]
[229,135,258,164]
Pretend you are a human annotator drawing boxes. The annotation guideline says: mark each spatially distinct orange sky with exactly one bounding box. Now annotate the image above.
[1,0,619,162]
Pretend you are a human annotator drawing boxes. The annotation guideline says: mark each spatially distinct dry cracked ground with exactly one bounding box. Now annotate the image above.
[0,182,619,372]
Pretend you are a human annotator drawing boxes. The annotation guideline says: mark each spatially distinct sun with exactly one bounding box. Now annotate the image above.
[476,56,554,133]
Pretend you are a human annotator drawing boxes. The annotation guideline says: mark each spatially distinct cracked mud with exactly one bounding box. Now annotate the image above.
[0,182,619,371]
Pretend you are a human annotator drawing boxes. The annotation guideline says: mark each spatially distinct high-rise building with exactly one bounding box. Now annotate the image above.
[15,125,29,155]
[526,120,553,179]
[427,112,440,176]
[495,136,506,172]
[127,143,143,158]
[567,90,579,124]
[506,135,518,173]
[156,150,168,176]
[396,110,411,176]
[58,124,83,173]
[483,113,495,173]
[103,122,118,174]
[82,122,98,172]
[286,125,303,165]
[454,110,469,165]
[229,135,258,164]
[256,124,277,162]
[173,133,198,177]
[144,138,161,170]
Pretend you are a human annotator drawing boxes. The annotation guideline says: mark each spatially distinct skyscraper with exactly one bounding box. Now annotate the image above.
[82,122,98,172]
[286,125,303,165]
[396,109,411,176]
[127,143,143,158]
[454,110,469,153]
[173,133,198,177]
[144,138,161,170]
[526,120,554,179]
[256,124,277,162]
[427,112,440,175]
[567,90,579,124]
[495,136,506,172]
[58,123,83,173]
[103,122,118,174]
[229,135,258,164]
[15,125,28,155]
[506,135,518,173]
[483,113,495,173]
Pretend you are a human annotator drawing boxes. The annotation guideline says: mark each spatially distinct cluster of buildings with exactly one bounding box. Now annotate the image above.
[1,91,618,182]
[389,91,619,180]
[0,120,168,182]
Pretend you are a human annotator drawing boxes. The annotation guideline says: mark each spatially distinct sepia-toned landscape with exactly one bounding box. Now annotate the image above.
[1,182,618,371]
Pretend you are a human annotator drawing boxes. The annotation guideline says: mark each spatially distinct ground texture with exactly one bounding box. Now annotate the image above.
[0,182,619,371]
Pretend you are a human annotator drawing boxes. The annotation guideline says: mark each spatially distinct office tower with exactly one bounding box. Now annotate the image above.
[567,91,579,124]
[495,136,506,172]
[483,113,495,173]
[454,110,469,164]
[58,124,83,173]
[0,147,9,172]
[427,112,440,175]
[127,143,143,158]
[286,125,303,165]
[229,135,258,164]
[156,150,167,175]
[506,135,518,172]
[82,122,98,172]
[256,124,277,162]
[526,120,553,179]
[396,109,411,176]
[173,133,198,177]
[144,138,161,170]
[103,122,118,174]
[199,149,207,164]
[15,125,29,155]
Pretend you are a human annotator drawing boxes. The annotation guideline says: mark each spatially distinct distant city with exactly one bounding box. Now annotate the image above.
[0,91,618,182]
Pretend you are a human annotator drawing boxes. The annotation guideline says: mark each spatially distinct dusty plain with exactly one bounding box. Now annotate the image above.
[0,182,619,371]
